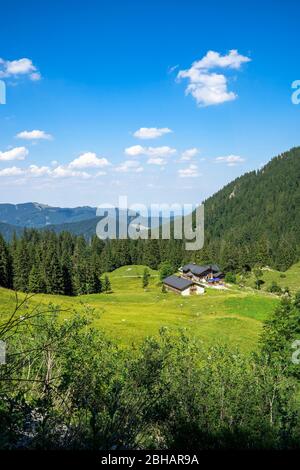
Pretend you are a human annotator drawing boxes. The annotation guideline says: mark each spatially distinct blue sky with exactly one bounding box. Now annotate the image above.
[0,0,300,207]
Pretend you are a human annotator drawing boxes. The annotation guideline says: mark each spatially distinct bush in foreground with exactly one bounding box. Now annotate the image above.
[0,300,299,450]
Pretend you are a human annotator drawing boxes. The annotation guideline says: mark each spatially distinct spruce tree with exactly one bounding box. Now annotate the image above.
[103,274,112,293]
[61,250,74,296]
[90,268,102,294]
[142,240,160,269]
[85,257,102,294]
[72,237,88,295]
[0,234,10,288]
[142,268,150,288]
[28,264,45,293]
[45,247,64,295]
[50,252,64,295]
[13,237,31,291]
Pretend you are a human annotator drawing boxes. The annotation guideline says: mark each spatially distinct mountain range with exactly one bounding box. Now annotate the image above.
[0,203,167,240]
[0,202,97,228]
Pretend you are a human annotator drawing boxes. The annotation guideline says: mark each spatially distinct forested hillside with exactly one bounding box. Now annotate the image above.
[198,147,300,271]
[0,230,184,295]
[0,222,23,240]
[0,147,300,283]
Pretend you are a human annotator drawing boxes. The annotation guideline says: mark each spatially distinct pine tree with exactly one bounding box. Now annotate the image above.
[13,238,31,291]
[159,261,174,281]
[72,237,88,295]
[142,240,160,269]
[91,270,102,293]
[164,239,183,271]
[85,258,102,294]
[0,234,10,288]
[91,235,105,274]
[45,249,64,295]
[103,274,112,293]
[61,249,73,296]
[28,264,45,293]
[142,268,150,288]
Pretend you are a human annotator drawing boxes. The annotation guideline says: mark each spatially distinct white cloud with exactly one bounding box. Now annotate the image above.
[181,147,199,161]
[177,49,250,106]
[188,50,251,71]
[0,57,41,81]
[0,166,24,177]
[0,163,92,180]
[51,165,91,179]
[125,145,176,158]
[28,165,51,177]
[147,146,176,158]
[69,152,110,169]
[16,130,52,140]
[124,145,145,157]
[125,145,176,168]
[115,160,144,173]
[133,127,173,139]
[0,146,28,161]
[178,164,199,178]
[147,157,166,166]
[0,149,112,181]
[215,155,245,166]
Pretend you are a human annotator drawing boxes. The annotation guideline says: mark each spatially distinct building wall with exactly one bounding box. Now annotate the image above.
[165,285,182,295]
[195,285,205,295]
[181,287,191,296]
[165,283,205,296]
[182,285,204,296]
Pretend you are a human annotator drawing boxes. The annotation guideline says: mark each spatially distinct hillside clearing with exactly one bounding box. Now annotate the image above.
[239,261,300,294]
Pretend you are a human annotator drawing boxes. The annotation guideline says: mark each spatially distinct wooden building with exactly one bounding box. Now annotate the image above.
[163,275,204,296]
[180,263,224,284]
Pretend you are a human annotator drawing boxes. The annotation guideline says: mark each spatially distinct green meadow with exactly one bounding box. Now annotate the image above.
[238,261,300,294]
[0,265,281,353]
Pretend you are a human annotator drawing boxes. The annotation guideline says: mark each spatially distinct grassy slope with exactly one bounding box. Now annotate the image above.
[0,265,278,353]
[239,261,300,294]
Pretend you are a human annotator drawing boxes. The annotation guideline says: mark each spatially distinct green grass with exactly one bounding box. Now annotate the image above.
[0,265,279,353]
[238,261,300,294]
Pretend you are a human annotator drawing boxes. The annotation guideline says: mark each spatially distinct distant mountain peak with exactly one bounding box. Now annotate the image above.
[0,202,96,228]
[32,202,51,210]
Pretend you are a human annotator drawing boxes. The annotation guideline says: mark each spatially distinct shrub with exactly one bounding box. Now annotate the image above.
[159,261,174,281]
[268,281,282,294]
[1,302,300,450]
[225,272,236,284]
